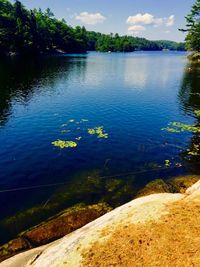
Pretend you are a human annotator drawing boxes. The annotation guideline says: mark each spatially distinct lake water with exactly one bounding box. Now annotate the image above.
[0,51,199,242]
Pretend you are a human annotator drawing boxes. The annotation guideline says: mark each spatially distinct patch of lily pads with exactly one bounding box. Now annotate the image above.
[187,144,200,156]
[52,140,77,149]
[162,119,200,157]
[52,119,108,149]
[162,122,200,133]
[88,126,108,139]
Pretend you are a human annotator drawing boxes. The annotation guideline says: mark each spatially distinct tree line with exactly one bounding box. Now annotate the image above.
[0,0,186,57]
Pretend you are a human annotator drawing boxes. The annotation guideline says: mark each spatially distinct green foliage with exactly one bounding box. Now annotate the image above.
[0,0,185,56]
[182,0,200,52]
[188,52,200,61]
[94,33,185,52]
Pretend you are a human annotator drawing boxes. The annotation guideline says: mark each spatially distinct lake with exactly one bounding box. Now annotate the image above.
[0,51,199,242]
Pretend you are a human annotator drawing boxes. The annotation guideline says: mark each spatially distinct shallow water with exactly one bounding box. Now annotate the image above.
[0,51,199,241]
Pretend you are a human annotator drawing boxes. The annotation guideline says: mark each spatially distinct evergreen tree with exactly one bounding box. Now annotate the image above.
[182,0,200,51]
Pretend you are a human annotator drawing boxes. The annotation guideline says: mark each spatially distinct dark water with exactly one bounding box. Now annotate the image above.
[0,51,200,242]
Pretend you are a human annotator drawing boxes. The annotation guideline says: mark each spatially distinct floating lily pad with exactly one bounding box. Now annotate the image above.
[162,122,200,133]
[52,140,77,149]
[88,126,108,139]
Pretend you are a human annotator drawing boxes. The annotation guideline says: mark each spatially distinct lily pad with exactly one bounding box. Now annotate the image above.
[52,140,77,149]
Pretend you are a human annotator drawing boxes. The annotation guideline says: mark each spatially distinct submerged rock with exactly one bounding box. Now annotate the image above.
[0,238,31,262]
[167,175,200,193]
[0,202,111,262]
[135,175,200,198]
[20,203,111,246]
[135,179,172,198]
[5,181,200,267]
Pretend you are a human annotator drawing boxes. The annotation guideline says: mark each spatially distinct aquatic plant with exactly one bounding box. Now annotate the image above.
[194,110,200,116]
[161,127,181,133]
[187,144,200,156]
[165,160,171,167]
[52,140,77,149]
[162,122,200,133]
[88,126,108,139]
[61,130,71,133]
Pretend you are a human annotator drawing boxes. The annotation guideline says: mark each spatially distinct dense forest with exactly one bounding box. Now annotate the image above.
[0,0,186,57]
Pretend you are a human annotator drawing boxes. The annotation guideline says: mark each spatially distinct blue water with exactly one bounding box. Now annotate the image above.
[0,51,199,233]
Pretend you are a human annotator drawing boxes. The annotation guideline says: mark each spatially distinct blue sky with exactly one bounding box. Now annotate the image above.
[18,0,194,42]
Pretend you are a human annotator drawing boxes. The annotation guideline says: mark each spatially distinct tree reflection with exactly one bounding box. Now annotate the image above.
[178,62,200,173]
[0,55,87,125]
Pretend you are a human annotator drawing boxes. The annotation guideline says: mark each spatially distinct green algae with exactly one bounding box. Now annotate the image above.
[52,140,77,149]
[88,126,108,139]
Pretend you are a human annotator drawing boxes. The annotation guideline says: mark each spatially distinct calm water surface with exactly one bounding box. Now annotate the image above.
[0,51,200,242]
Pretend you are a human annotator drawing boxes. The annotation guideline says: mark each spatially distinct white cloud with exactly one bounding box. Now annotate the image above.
[75,12,106,25]
[127,25,146,35]
[153,18,163,27]
[166,15,175,27]
[126,13,175,28]
[127,13,154,25]
[165,30,170,34]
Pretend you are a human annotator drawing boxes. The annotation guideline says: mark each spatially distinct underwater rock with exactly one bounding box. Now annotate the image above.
[0,203,111,262]
[167,175,200,194]
[135,175,200,199]
[135,179,172,198]
[20,203,112,246]
[104,179,123,193]
[0,170,105,243]
[0,238,31,262]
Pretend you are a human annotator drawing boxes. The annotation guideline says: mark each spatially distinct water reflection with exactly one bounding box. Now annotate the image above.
[178,62,200,173]
[0,56,87,125]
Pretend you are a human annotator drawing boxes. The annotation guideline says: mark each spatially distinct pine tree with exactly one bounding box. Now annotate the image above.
[182,0,200,51]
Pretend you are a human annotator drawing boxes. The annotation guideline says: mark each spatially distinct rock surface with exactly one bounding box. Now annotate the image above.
[2,179,200,267]
[0,203,111,262]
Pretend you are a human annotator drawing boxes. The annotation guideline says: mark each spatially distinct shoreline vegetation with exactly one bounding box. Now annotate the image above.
[0,0,185,58]
[188,52,200,62]
[180,0,200,61]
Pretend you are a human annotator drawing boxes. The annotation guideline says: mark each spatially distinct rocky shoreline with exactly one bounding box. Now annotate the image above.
[0,174,199,263]
[1,176,200,266]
